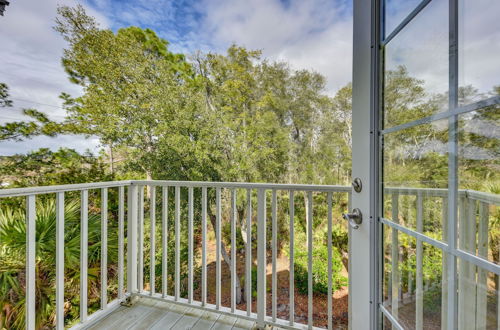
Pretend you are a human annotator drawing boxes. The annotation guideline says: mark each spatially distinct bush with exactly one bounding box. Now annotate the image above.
[294,244,346,295]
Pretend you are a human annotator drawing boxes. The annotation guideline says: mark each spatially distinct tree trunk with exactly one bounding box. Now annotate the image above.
[209,213,243,304]
[108,144,114,175]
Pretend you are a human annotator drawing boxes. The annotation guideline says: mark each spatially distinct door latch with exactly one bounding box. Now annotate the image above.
[342,208,363,229]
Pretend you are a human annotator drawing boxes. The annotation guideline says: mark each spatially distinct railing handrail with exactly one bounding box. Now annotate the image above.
[1,180,498,205]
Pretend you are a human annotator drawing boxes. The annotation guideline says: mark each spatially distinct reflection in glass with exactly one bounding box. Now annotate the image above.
[383,227,445,328]
[384,0,422,38]
[459,0,500,105]
[383,0,448,128]
[458,105,500,265]
[458,259,499,329]
[383,120,448,236]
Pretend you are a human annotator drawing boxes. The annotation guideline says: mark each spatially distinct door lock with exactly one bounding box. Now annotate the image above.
[342,208,363,229]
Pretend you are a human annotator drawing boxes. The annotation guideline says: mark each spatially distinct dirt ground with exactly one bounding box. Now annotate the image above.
[191,239,349,329]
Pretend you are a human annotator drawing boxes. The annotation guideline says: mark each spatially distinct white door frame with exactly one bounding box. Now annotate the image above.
[351,0,381,329]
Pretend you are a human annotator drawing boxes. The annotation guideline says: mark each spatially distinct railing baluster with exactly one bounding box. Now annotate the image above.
[245,188,252,316]
[272,189,277,322]
[307,191,313,329]
[161,186,168,298]
[441,197,448,329]
[391,193,399,321]
[188,187,194,303]
[257,188,266,328]
[231,189,237,313]
[101,188,108,309]
[327,192,333,330]
[202,187,207,306]
[118,186,124,299]
[416,192,423,330]
[127,185,138,294]
[289,190,295,326]
[80,190,88,323]
[175,186,180,301]
[466,197,477,329]
[216,187,222,309]
[150,186,156,295]
[56,192,65,330]
[26,195,36,330]
[476,201,488,329]
[138,186,144,292]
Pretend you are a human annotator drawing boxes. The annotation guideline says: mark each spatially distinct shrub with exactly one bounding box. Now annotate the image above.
[294,244,346,295]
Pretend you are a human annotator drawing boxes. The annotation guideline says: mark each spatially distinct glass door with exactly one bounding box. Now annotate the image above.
[378,0,500,329]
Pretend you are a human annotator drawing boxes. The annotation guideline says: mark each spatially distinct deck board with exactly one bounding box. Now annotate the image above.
[82,297,287,330]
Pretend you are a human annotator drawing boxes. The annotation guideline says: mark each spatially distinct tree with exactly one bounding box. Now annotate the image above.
[0,83,64,142]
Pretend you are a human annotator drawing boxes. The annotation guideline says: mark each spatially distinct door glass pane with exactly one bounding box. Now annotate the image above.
[383,0,448,129]
[458,0,500,106]
[383,120,448,236]
[458,105,500,264]
[384,0,422,38]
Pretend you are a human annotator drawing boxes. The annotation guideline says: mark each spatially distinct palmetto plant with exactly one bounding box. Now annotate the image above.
[0,198,118,329]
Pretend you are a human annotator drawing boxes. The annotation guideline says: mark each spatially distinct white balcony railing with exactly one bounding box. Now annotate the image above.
[0,181,498,329]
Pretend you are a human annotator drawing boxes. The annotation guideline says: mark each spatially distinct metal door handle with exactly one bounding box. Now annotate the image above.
[342,208,362,229]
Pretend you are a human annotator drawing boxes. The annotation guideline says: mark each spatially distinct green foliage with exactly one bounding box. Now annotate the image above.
[0,148,111,189]
[294,244,346,295]
[0,198,117,329]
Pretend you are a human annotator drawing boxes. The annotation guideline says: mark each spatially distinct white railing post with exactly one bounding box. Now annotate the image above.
[289,190,295,326]
[175,186,181,301]
[391,193,399,324]
[245,188,252,316]
[271,189,277,322]
[257,188,267,328]
[26,195,36,330]
[56,192,65,330]
[101,188,108,309]
[150,186,156,295]
[416,192,423,330]
[80,190,88,323]
[127,184,138,294]
[476,201,488,329]
[118,186,125,299]
[231,189,237,313]
[327,192,333,330]
[202,187,207,305]
[188,187,194,303]
[216,187,222,309]
[138,186,144,292]
[307,191,313,329]
[161,186,168,298]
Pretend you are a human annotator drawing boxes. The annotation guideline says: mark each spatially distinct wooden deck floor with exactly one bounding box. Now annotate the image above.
[85,297,273,330]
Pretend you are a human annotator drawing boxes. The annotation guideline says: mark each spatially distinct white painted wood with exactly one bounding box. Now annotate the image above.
[476,202,488,329]
[162,186,168,298]
[188,187,194,303]
[101,188,108,309]
[289,190,295,326]
[216,187,222,309]
[175,186,181,301]
[441,197,448,330]
[80,190,88,322]
[416,193,423,330]
[138,186,144,292]
[466,198,477,329]
[150,186,156,295]
[327,192,333,330]
[26,195,36,330]
[351,0,374,326]
[257,188,266,327]
[391,193,399,323]
[458,196,466,330]
[230,189,237,313]
[118,186,125,299]
[56,192,65,330]
[272,189,277,322]
[127,185,138,294]
[245,188,252,316]
[202,187,208,306]
[307,191,313,329]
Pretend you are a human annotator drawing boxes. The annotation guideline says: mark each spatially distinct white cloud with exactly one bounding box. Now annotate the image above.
[195,0,353,94]
[0,0,105,155]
